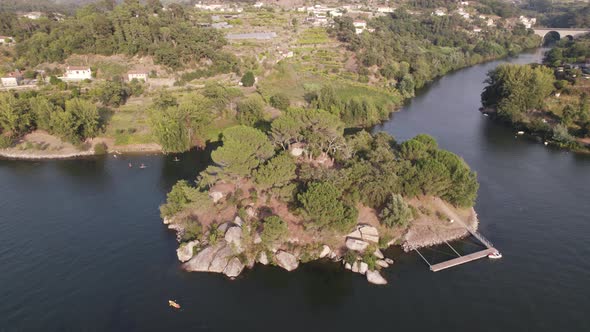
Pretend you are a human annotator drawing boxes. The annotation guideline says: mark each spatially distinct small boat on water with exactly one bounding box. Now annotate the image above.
[488,251,502,259]
[173,157,180,162]
[139,163,147,169]
[517,131,525,135]
[168,300,180,309]
[128,163,132,168]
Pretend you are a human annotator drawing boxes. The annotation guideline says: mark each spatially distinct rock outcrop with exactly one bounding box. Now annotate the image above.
[257,251,269,265]
[346,238,369,251]
[359,262,368,275]
[224,226,243,252]
[176,240,199,262]
[275,251,299,271]
[183,242,226,272]
[366,270,388,285]
[223,257,245,278]
[319,245,331,258]
[209,191,224,203]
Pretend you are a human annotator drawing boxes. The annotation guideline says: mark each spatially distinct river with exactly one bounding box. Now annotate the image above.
[1,49,589,331]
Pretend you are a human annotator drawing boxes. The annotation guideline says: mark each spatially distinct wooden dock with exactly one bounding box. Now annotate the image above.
[414,222,500,272]
[429,248,497,272]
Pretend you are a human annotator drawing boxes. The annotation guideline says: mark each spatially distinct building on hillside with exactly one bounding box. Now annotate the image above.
[0,36,14,45]
[457,8,470,19]
[253,2,264,9]
[433,9,446,16]
[278,49,294,59]
[65,66,92,80]
[354,20,367,34]
[519,16,536,29]
[22,12,43,20]
[377,7,395,14]
[1,71,23,87]
[127,70,149,82]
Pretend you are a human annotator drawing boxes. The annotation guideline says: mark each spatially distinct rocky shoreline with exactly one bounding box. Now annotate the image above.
[164,202,478,285]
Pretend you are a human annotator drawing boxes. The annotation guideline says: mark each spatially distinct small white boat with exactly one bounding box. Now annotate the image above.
[483,113,489,117]
[488,251,502,259]
[139,164,147,169]
[173,157,180,162]
[544,141,549,146]
[517,131,525,135]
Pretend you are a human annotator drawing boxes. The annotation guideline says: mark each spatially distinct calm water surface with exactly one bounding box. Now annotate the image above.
[1,49,589,331]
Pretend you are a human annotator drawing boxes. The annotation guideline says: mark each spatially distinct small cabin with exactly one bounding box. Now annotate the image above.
[127,70,149,82]
[1,71,23,87]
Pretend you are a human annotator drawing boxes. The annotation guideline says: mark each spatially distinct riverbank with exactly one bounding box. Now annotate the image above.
[0,131,162,160]
[480,108,590,153]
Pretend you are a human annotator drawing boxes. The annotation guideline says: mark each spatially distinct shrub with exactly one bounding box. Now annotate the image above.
[241,71,255,87]
[94,142,108,155]
[269,93,290,111]
[181,221,203,242]
[0,135,13,149]
[261,215,288,245]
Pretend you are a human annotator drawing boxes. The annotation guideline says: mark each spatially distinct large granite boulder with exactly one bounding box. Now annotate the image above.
[275,251,299,271]
[208,244,233,273]
[346,238,369,251]
[223,257,245,278]
[209,191,224,203]
[374,249,384,259]
[224,226,243,252]
[358,225,379,243]
[352,261,359,273]
[366,270,388,285]
[377,260,389,268]
[359,262,369,275]
[258,251,269,265]
[176,240,199,262]
[183,242,226,272]
[319,245,331,258]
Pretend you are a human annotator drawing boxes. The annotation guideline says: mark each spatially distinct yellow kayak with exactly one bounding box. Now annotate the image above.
[168,300,181,309]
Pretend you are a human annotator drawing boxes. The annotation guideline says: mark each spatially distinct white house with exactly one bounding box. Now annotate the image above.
[1,72,23,87]
[519,16,536,29]
[22,12,42,20]
[353,20,367,34]
[127,70,149,82]
[278,49,294,59]
[65,66,92,80]
[253,2,264,9]
[377,7,395,13]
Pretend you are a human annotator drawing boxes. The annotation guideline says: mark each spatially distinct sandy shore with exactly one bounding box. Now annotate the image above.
[402,197,479,251]
[0,131,162,160]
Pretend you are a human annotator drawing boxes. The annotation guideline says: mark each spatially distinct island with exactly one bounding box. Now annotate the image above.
[160,112,479,284]
[481,36,590,152]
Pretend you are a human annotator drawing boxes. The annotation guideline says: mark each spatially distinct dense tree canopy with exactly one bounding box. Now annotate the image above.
[2,0,234,71]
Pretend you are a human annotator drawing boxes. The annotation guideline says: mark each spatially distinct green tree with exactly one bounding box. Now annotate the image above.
[0,93,31,135]
[298,181,357,232]
[379,193,413,228]
[254,152,297,190]
[236,95,265,126]
[203,125,274,182]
